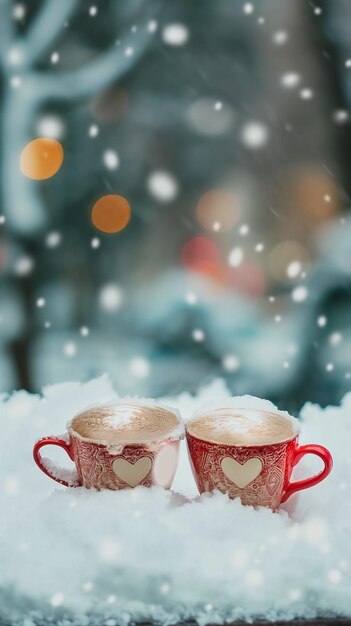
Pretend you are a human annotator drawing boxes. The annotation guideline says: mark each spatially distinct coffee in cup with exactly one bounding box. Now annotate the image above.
[186,407,295,446]
[186,400,332,509]
[33,399,184,490]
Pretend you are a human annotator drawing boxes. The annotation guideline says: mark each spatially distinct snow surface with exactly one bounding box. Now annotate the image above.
[0,375,350,625]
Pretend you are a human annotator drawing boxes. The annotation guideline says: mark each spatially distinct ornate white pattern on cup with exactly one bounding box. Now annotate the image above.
[186,433,292,509]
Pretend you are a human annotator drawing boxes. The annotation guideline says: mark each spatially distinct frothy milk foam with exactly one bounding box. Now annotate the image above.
[186,407,296,446]
[71,402,181,444]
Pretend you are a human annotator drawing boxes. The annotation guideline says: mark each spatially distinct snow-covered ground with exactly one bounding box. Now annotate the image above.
[0,375,350,625]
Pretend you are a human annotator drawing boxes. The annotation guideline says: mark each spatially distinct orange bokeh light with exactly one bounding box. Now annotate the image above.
[20,138,63,180]
[91,194,131,233]
[196,189,240,232]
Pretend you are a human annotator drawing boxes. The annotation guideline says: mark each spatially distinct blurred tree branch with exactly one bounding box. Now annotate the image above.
[33,23,154,100]
[1,0,160,234]
[21,0,78,69]
[0,0,160,390]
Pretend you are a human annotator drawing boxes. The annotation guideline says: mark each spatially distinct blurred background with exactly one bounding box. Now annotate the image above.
[1,0,351,413]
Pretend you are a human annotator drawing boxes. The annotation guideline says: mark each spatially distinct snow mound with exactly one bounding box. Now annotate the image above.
[0,375,350,625]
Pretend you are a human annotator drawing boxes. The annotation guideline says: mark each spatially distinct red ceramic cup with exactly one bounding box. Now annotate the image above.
[33,401,183,490]
[186,408,333,510]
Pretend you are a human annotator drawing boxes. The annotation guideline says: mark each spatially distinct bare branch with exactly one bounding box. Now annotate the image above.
[0,0,16,60]
[21,0,78,69]
[32,23,156,101]
[2,88,46,234]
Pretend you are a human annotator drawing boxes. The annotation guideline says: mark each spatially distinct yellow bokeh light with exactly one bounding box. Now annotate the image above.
[91,194,131,234]
[269,240,311,282]
[20,138,63,180]
[280,166,340,222]
[196,189,240,232]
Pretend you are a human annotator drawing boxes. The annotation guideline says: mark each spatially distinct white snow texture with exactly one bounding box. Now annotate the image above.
[0,375,349,625]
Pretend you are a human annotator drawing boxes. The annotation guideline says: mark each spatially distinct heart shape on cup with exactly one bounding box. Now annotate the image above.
[221,457,263,488]
[112,457,152,487]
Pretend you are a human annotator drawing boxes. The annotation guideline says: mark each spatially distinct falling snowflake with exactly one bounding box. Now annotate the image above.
[147,171,178,202]
[289,589,302,601]
[51,51,60,64]
[37,115,64,140]
[51,593,65,607]
[300,88,314,100]
[14,256,34,276]
[99,284,123,312]
[287,260,302,279]
[333,110,348,124]
[162,24,189,46]
[192,329,205,342]
[64,342,77,357]
[292,286,308,302]
[329,332,342,346]
[272,30,289,45]
[243,3,254,14]
[103,150,119,170]
[241,122,269,148]
[239,224,250,236]
[147,20,158,33]
[89,124,99,137]
[46,231,62,248]
[99,540,120,562]
[91,237,100,249]
[8,47,23,66]
[222,355,240,372]
[185,292,198,305]
[13,4,26,20]
[10,76,22,89]
[228,247,243,267]
[281,72,301,89]
[4,476,20,495]
[246,570,263,586]
[129,357,151,379]
[160,583,171,594]
[231,547,248,568]
[328,570,342,584]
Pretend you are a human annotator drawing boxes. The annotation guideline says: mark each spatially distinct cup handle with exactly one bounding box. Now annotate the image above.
[33,436,80,487]
[281,443,333,503]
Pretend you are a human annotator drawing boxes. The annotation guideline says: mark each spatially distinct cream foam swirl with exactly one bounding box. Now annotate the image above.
[186,407,296,446]
[70,400,183,444]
